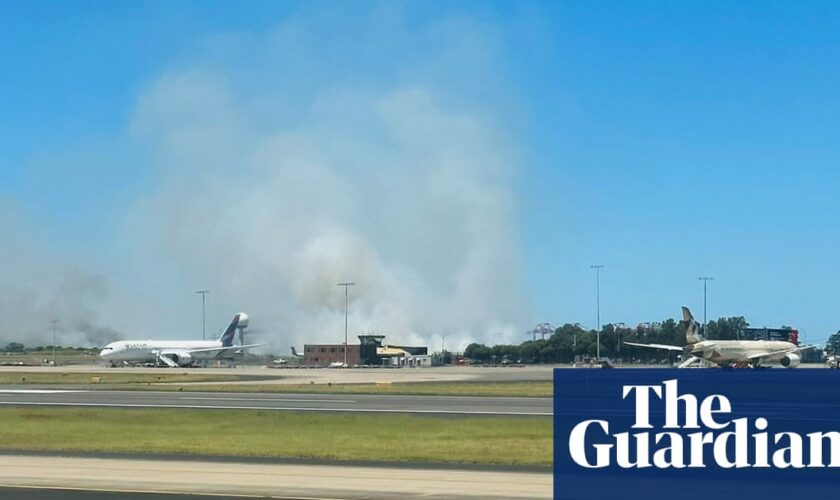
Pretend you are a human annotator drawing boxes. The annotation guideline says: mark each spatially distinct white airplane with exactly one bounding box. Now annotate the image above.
[99,313,263,367]
[624,307,815,368]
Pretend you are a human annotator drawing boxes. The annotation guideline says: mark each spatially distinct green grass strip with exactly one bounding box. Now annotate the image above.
[0,408,552,466]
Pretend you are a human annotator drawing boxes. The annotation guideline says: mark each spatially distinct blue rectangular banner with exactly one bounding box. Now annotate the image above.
[554,369,840,500]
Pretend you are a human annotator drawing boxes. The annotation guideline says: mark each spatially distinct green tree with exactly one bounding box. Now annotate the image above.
[519,341,543,363]
[705,317,748,340]
[464,343,483,360]
[538,345,557,363]
[827,332,840,354]
[464,343,493,363]
[4,342,24,353]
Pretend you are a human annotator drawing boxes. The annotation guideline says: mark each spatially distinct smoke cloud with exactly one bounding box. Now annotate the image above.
[2,7,529,351]
[0,203,124,346]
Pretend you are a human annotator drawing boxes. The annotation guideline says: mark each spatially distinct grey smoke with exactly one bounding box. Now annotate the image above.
[2,9,529,351]
[0,235,124,347]
[72,320,124,347]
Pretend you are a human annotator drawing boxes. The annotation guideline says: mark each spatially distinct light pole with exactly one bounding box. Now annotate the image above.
[337,282,355,366]
[51,320,57,366]
[196,290,210,341]
[698,277,714,336]
[591,265,604,360]
[441,332,450,364]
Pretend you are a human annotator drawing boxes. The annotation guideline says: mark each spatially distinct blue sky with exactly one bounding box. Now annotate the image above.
[1,1,839,345]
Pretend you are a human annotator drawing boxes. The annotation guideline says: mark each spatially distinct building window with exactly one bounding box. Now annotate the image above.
[330,347,335,353]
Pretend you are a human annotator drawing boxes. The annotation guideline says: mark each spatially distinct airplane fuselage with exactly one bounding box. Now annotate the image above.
[100,340,229,364]
[625,307,807,368]
[688,340,800,366]
[99,312,255,367]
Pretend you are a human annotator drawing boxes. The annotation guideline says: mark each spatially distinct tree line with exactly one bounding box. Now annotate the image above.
[2,343,95,353]
[464,316,751,364]
[827,332,840,354]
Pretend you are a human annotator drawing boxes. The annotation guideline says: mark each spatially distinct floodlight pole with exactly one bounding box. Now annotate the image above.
[51,320,57,366]
[196,290,210,341]
[591,265,604,360]
[698,277,714,334]
[337,282,355,366]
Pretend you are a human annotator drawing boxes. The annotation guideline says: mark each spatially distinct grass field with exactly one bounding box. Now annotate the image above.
[0,408,552,466]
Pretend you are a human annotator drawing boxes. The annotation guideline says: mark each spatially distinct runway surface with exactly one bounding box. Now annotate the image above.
[0,364,558,385]
[0,487,244,499]
[0,455,552,499]
[0,389,552,416]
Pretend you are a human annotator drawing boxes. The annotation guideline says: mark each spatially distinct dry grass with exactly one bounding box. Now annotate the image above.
[0,372,247,384]
[151,381,554,397]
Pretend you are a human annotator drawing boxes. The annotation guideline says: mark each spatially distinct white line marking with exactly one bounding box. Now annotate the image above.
[0,483,341,499]
[179,397,358,403]
[0,390,87,394]
[0,401,552,416]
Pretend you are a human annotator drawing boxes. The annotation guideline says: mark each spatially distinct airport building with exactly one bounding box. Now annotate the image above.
[303,344,361,366]
[304,334,428,367]
[389,354,433,367]
[740,327,799,343]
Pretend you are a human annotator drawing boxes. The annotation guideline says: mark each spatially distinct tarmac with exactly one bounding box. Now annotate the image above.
[0,454,552,499]
[0,365,555,497]
[0,389,552,416]
[0,364,558,385]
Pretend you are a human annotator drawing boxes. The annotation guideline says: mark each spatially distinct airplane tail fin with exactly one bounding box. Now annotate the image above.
[218,313,249,347]
[682,306,705,344]
[291,346,301,358]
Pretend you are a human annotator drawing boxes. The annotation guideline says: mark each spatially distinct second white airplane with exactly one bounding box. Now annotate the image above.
[625,307,814,368]
[100,312,262,367]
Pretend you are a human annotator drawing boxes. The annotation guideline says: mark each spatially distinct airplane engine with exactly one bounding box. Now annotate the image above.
[780,353,801,368]
[169,352,193,366]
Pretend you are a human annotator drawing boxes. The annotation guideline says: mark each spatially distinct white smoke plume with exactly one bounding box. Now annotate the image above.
[2,7,530,351]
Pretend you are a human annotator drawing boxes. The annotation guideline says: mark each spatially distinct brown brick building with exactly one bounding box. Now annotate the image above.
[303,344,361,366]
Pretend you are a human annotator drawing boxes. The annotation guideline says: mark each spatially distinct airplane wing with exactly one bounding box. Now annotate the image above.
[623,341,684,352]
[748,344,820,361]
[187,343,270,356]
